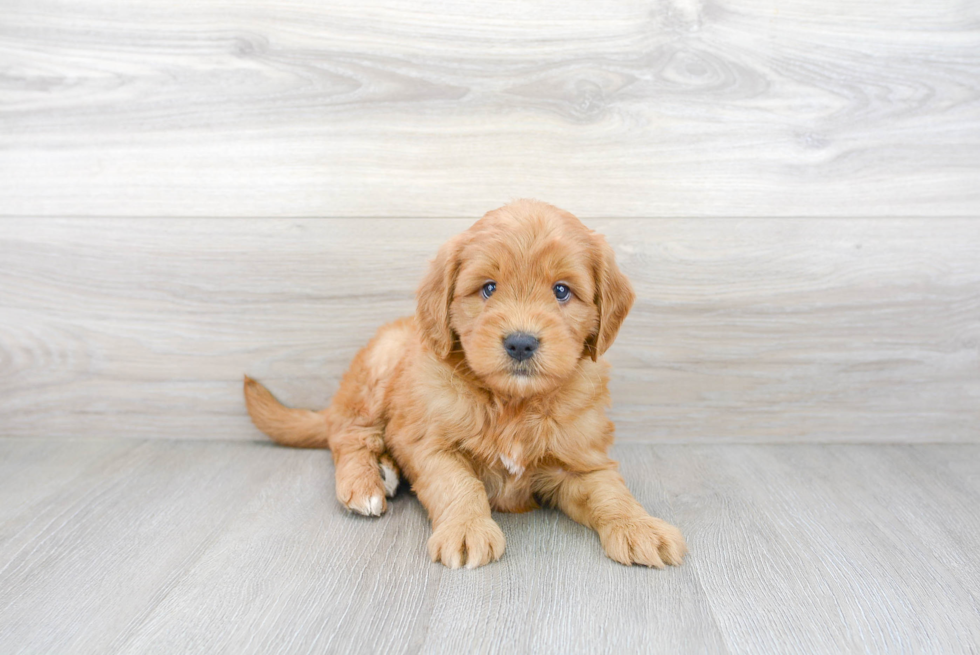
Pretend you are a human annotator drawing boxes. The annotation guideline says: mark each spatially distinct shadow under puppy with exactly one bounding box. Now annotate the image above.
[244,199,686,569]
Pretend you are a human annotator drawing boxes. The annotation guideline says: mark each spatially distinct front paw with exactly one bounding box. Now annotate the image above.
[427,516,506,569]
[599,515,687,568]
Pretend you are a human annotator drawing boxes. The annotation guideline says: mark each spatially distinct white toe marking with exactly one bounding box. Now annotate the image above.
[499,453,525,479]
[349,494,383,517]
[380,463,399,497]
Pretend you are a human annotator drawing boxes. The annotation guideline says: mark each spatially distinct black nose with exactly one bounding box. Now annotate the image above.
[503,332,539,362]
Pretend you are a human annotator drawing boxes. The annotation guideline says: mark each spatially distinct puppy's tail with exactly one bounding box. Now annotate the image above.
[243,376,332,449]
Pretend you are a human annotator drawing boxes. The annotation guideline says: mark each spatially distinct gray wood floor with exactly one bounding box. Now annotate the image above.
[1,438,978,654]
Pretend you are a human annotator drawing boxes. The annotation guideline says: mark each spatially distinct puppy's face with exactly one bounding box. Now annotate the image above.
[417,200,635,399]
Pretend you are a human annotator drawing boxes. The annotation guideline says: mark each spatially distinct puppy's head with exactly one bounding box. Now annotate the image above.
[417,199,635,398]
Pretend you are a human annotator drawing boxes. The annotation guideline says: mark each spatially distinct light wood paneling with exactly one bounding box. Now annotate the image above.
[1,217,977,443]
[1,0,978,217]
[1,440,978,653]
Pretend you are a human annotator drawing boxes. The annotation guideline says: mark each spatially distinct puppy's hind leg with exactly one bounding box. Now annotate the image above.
[332,426,400,517]
[244,354,400,515]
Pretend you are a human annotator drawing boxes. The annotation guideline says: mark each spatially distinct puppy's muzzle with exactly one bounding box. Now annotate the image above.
[503,332,539,362]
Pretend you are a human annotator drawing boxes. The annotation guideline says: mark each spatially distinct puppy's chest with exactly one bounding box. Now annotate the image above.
[457,404,604,513]
[470,415,545,513]
[466,411,557,479]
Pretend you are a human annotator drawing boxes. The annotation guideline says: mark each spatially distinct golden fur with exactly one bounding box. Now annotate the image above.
[244,199,686,569]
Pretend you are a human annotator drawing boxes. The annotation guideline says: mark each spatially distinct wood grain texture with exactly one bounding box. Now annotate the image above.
[419,450,727,655]
[659,443,980,653]
[114,446,439,655]
[2,217,978,443]
[0,440,286,652]
[1,0,979,217]
[1,440,979,653]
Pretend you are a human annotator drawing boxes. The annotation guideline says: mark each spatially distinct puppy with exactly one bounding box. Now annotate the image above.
[244,199,686,569]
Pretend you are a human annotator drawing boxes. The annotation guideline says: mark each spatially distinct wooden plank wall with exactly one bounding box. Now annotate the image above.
[1,0,978,443]
[2,0,979,218]
[1,218,977,442]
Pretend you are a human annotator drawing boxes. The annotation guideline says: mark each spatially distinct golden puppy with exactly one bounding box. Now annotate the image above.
[244,199,686,569]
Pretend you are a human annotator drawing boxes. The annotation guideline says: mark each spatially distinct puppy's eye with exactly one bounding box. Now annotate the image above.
[553,283,572,302]
[481,281,497,300]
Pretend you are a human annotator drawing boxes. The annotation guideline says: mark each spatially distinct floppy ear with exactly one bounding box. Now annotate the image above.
[585,234,636,361]
[416,234,465,359]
